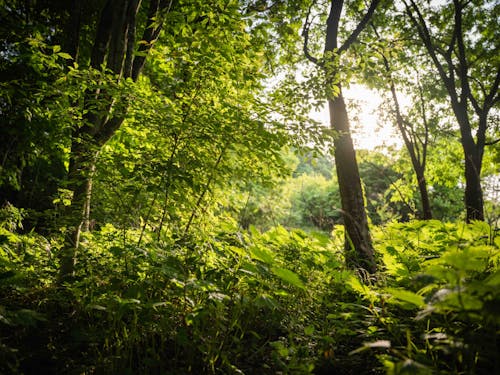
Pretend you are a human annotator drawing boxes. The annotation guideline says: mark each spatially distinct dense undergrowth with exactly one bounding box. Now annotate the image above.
[1,206,499,374]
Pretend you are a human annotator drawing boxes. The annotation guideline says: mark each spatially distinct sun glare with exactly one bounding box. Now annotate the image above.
[345,84,403,150]
[311,84,403,150]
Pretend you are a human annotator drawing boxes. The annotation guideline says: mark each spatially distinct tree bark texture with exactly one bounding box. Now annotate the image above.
[462,139,484,222]
[329,94,376,273]
[452,103,485,222]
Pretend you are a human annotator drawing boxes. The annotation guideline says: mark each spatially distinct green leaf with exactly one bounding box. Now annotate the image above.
[441,247,490,273]
[349,340,391,355]
[226,245,246,257]
[304,325,315,335]
[485,270,500,287]
[58,52,73,59]
[271,266,305,289]
[249,245,275,264]
[88,304,107,311]
[386,288,425,308]
[255,293,279,309]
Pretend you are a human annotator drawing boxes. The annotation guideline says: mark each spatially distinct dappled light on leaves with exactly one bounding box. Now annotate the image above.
[0,0,499,374]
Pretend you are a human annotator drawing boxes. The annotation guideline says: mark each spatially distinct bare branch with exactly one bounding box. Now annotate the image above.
[302,0,320,65]
[404,0,457,101]
[453,0,472,105]
[485,138,500,146]
[484,67,500,110]
[338,0,381,54]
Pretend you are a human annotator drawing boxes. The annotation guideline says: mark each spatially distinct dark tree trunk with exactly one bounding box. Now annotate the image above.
[415,167,432,220]
[454,105,485,222]
[63,0,82,60]
[330,93,376,273]
[463,144,484,222]
[59,141,98,278]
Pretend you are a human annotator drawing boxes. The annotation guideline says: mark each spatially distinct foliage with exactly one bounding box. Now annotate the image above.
[0,33,72,217]
[368,220,500,374]
[230,152,341,232]
[357,151,411,224]
[0,212,343,374]
[1,0,499,374]
[282,174,341,231]
[2,199,499,373]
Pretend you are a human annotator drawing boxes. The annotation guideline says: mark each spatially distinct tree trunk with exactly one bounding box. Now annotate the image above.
[415,167,432,220]
[403,0,491,223]
[63,0,82,60]
[329,92,376,273]
[454,105,485,222]
[464,148,484,222]
[382,56,432,220]
[312,0,378,274]
[58,139,98,280]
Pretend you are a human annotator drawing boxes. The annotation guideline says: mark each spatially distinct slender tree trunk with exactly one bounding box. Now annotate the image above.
[455,105,485,222]
[330,92,376,273]
[380,52,433,220]
[415,167,432,220]
[463,147,484,222]
[319,0,378,273]
[391,97,433,220]
[58,140,98,279]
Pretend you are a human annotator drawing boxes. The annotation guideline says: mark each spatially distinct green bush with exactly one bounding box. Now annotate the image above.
[1,212,498,374]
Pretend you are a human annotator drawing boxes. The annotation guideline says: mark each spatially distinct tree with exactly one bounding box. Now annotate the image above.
[80,0,294,245]
[373,44,434,220]
[402,0,500,222]
[58,0,175,279]
[302,0,380,273]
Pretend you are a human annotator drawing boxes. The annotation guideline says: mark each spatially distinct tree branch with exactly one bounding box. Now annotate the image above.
[338,0,381,54]
[301,0,320,65]
[404,0,460,107]
[485,138,500,146]
[484,67,500,110]
[132,0,175,81]
[467,80,482,114]
[453,0,472,105]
